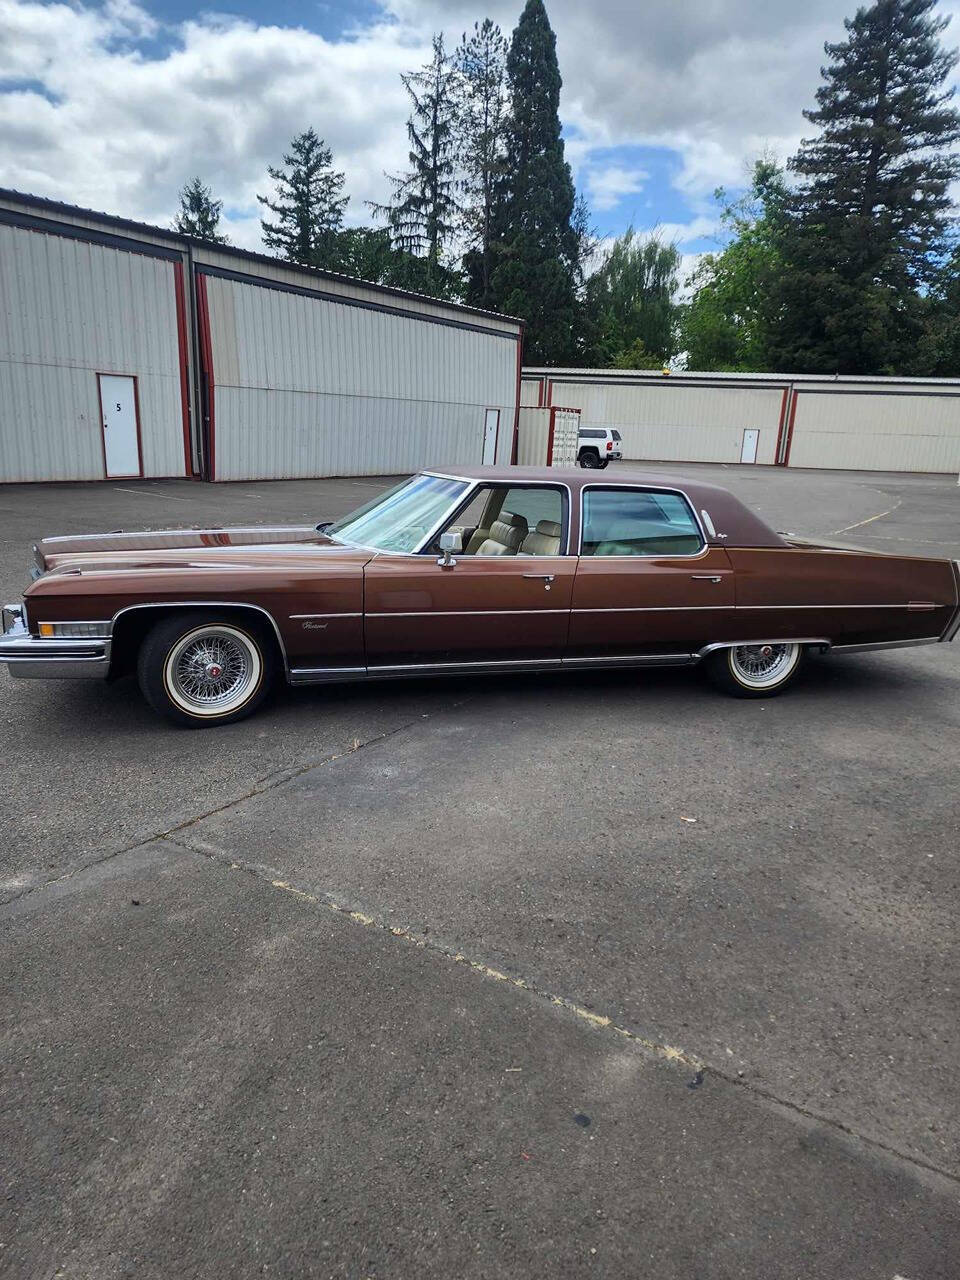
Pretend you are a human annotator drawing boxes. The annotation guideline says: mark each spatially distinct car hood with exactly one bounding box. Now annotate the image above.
[33,524,366,575]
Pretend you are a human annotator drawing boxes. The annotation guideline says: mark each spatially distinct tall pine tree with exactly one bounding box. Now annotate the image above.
[372,35,460,296]
[456,20,509,310]
[770,0,960,374]
[490,0,580,363]
[258,129,349,271]
[173,177,228,243]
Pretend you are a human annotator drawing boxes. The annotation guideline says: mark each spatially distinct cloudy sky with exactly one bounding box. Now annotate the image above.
[2,0,960,264]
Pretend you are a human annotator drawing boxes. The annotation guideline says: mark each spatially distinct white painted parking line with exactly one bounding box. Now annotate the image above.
[832,497,903,534]
[113,487,192,501]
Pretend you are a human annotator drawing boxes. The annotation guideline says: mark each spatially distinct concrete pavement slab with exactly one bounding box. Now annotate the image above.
[177,655,960,1178]
[1,842,958,1280]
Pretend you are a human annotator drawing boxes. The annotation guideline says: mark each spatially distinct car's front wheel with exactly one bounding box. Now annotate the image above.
[137,613,275,727]
[705,642,805,698]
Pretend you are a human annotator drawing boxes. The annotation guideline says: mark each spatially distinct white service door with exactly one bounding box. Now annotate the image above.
[740,428,759,464]
[482,409,500,465]
[99,374,141,477]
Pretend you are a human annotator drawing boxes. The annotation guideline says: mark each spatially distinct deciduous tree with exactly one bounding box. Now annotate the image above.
[583,228,680,367]
[680,161,785,371]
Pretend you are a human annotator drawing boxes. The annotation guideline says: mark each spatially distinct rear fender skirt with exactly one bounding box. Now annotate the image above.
[697,639,830,659]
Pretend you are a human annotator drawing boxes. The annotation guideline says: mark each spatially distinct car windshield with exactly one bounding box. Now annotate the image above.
[326,473,470,553]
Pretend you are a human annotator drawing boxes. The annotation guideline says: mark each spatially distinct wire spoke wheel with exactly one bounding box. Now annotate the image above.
[162,624,262,718]
[728,642,801,690]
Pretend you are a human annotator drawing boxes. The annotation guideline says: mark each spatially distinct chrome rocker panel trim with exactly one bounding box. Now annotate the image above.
[289,653,702,685]
[830,636,944,655]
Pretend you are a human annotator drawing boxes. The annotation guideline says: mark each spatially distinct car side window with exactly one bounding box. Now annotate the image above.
[438,485,567,557]
[581,488,703,557]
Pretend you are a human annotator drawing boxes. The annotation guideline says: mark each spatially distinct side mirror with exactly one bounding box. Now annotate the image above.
[437,530,462,567]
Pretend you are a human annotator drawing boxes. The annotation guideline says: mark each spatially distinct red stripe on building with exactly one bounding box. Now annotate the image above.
[173,261,193,477]
[195,272,216,482]
[783,390,800,468]
[511,329,524,465]
[774,387,789,466]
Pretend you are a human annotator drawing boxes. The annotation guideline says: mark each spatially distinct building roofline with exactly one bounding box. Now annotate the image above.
[522,366,960,387]
[0,187,524,329]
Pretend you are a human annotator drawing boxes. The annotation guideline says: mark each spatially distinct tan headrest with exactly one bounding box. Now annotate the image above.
[488,515,528,547]
[535,519,561,537]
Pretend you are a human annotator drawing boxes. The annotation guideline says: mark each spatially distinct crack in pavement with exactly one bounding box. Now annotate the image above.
[9,686,959,1194]
[0,718,423,907]
[164,830,960,1194]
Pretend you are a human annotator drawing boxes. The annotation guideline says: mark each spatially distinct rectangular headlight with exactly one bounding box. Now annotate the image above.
[38,621,110,639]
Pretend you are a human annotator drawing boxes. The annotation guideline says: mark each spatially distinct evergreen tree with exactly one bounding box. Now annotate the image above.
[489,0,580,362]
[769,0,960,374]
[372,35,461,295]
[337,226,449,294]
[173,177,228,243]
[583,228,680,367]
[258,129,349,270]
[456,19,509,310]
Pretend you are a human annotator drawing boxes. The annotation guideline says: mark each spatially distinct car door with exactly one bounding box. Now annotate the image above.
[363,483,575,669]
[567,484,736,660]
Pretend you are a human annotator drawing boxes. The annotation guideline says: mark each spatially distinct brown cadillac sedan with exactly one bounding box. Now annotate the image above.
[2,466,958,727]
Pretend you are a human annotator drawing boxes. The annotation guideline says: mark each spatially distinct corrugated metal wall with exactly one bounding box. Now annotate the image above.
[0,224,185,482]
[519,378,542,407]
[205,274,518,480]
[788,390,960,473]
[516,407,550,465]
[552,379,782,465]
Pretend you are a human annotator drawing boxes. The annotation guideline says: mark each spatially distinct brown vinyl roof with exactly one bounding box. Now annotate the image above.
[425,465,786,548]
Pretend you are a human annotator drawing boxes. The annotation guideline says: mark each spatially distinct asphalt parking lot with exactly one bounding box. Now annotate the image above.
[1,462,958,1278]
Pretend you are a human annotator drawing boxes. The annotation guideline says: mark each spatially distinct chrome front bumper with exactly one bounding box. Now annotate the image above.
[0,605,111,679]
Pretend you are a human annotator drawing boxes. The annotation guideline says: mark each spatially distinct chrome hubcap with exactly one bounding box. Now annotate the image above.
[166,629,258,713]
[730,643,798,686]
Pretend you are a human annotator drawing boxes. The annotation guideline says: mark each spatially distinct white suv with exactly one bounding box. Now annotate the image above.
[577,427,622,468]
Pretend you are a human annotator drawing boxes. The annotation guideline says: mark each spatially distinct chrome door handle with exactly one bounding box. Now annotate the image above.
[522,574,555,581]
[691,575,722,583]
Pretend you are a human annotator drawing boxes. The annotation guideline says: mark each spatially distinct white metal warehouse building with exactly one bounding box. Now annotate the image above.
[0,189,522,484]
[522,368,960,474]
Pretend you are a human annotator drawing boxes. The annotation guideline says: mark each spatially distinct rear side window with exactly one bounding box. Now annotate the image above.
[581,488,703,557]
[579,428,604,439]
[611,429,622,441]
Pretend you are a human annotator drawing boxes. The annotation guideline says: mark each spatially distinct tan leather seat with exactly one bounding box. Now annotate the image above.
[520,519,561,556]
[473,513,528,556]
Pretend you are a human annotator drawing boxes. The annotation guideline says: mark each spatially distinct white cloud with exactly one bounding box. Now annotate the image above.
[0,0,422,239]
[584,163,648,212]
[1,0,959,254]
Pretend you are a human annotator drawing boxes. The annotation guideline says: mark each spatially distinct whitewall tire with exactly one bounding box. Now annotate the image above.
[137,614,274,727]
[706,642,805,698]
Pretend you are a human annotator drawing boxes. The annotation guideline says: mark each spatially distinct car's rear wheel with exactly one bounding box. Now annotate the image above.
[705,642,804,698]
[579,450,600,468]
[137,613,275,727]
